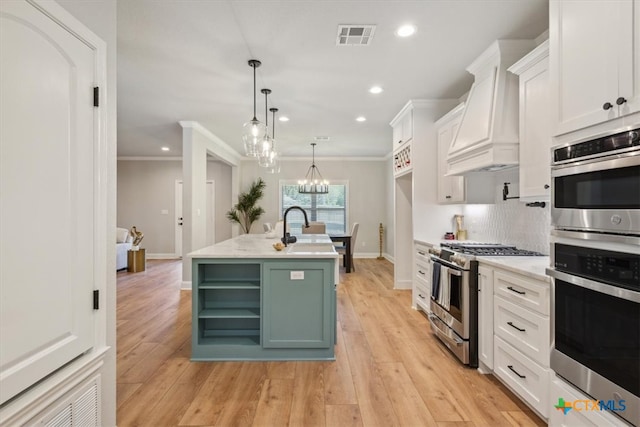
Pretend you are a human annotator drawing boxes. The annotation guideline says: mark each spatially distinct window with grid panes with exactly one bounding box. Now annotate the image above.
[280,181,348,235]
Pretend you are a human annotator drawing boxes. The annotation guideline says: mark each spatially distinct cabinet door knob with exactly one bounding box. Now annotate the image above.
[544,184,550,189]
[445,195,452,199]
[603,102,614,110]
[616,97,627,106]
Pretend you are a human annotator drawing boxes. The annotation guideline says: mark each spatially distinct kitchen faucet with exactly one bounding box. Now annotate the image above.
[282,206,310,246]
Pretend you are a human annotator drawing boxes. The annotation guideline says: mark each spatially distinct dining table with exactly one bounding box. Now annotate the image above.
[329,234,352,273]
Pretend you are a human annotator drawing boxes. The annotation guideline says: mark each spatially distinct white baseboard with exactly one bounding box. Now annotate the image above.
[181,281,192,290]
[383,253,394,263]
[147,253,180,260]
[394,279,412,290]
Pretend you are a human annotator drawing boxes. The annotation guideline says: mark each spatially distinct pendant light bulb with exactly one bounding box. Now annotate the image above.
[263,107,280,173]
[243,60,267,157]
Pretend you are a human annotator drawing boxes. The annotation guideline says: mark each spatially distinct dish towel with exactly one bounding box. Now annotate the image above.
[440,269,450,311]
[431,262,441,299]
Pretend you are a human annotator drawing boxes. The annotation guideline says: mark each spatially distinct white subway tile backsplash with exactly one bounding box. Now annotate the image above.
[461,170,551,254]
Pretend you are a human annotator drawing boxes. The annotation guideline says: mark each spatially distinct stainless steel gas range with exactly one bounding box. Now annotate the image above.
[427,242,544,367]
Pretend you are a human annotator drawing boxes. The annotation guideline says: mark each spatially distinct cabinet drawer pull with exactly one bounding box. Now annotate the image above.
[418,293,426,299]
[616,96,627,105]
[507,321,526,332]
[507,365,526,379]
[507,286,525,295]
[603,101,614,110]
[418,251,426,256]
[445,195,452,199]
[418,270,425,275]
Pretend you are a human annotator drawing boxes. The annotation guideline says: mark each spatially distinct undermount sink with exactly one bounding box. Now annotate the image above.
[286,243,336,254]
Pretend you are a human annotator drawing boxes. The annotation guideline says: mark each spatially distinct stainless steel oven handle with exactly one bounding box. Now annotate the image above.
[546,268,640,302]
[551,229,640,246]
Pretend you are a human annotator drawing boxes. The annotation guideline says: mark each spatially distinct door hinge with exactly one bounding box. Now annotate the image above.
[93,86,99,107]
[93,290,99,310]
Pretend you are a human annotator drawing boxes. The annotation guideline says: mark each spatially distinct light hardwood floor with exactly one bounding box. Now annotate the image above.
[117,259,546,427]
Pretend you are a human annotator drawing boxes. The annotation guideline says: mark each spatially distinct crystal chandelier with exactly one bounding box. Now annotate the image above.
[242,59,267,157]
[298,143,328,194]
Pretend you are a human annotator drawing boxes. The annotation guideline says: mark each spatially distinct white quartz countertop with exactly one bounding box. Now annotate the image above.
[477,256,551,282]
[188,233,339,259]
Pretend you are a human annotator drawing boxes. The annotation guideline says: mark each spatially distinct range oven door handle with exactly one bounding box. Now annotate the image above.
[428,314,463,346]
[546,268,640,302]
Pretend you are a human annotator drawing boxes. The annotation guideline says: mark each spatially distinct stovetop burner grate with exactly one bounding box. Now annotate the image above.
[441,242,544,256]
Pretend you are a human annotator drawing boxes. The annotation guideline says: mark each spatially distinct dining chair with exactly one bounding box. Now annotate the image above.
[302,221,326,234]
[336,222,359,271]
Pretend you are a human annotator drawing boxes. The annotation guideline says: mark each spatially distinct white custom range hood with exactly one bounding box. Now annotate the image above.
[447,40,535,175]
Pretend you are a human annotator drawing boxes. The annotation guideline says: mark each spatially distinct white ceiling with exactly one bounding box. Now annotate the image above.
[117,0,549,159]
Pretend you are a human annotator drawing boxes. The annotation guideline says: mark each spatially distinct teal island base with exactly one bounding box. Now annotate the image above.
[191,258,337,361]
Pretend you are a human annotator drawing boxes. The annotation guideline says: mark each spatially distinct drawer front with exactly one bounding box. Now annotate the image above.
[415,261,431,287]
[494,269,550,315]
[494,336,550,418]
[414,281,430,313]
[494,295,550,367]
[415,244,430,265]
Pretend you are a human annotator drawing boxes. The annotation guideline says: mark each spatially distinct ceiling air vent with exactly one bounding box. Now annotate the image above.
[314,136,330,142]
[336,25,376,46]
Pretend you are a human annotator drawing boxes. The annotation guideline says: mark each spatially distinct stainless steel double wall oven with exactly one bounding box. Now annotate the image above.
[548,127,640,426]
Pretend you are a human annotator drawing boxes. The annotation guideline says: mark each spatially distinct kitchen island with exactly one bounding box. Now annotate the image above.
[188,234,338,361]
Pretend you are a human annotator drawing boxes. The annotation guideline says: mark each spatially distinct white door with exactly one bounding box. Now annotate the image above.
[0,1,99,404]
[175,181,214,257]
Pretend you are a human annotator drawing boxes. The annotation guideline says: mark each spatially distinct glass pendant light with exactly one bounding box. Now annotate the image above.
[264,107,281,174]
[242,59,267,157]
[258,88,274,167]
[298,143,328,194]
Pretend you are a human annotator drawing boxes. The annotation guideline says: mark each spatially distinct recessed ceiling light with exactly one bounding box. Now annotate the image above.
[161,147,170,151]
[279,116,290,122]
[369,86,383,94]
[356,116,367,122]
[396,24,416,37]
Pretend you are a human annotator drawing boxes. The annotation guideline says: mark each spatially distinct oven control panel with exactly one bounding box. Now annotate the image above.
[553,128,639,163]
[554,243,639,291]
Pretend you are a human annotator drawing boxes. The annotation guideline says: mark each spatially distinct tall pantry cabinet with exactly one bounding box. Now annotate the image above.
[0,1,110,425]
[390,100,457,289]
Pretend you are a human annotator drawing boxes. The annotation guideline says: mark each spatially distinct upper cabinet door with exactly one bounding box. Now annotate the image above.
[550,0,639,135]
[0,1,101,404]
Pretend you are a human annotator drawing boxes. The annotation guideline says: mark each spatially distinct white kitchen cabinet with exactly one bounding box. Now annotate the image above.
[436,103,495,204]
[413,242,432,314]
[391,104,414,176]
[509,40,551,202]
[493,267,551,419]
[494,336,550,418]
[436,103,465,203]
[477,261,551,420]
[477,265,494,372]
[550,0,640,136]
[0,1,109,424]
[392,108,413,146]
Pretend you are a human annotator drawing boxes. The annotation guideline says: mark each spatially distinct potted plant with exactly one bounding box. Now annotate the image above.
[226,178,266,234]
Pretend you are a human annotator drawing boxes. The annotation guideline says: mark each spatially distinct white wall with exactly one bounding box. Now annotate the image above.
[56,1,116,424]
[117,159,232,255]
[240,158,388,257]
